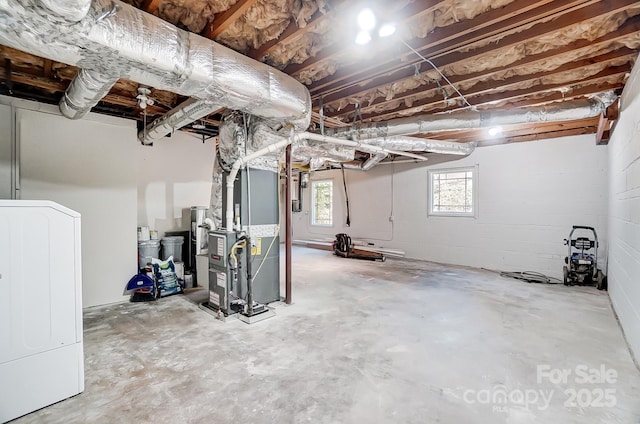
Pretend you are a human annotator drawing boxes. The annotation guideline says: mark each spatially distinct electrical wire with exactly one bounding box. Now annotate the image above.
[398,38,472,108]
[341,165,351,227]
[499,271,562,285]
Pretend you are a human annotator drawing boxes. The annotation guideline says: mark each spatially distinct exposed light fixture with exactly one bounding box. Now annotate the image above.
[379,23,396,37]
[355,30,372,45]
[357,8,376,31]
[488,126,503,136]
[136,87,154,110]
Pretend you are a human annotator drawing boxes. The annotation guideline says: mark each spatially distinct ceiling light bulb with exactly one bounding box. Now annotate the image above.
[379,23,396,37]
[355,30,371,45]
[357,8,376,31]
[488,126,503,136]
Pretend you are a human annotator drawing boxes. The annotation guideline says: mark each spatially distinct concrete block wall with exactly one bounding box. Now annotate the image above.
[608,57,640,360]
[292,134,609,279]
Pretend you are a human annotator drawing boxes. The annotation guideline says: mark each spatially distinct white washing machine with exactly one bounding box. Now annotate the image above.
[0,200,84,423]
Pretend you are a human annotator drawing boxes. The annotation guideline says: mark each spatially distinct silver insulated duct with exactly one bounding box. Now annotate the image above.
[0,0,311,129]
[328,98,607,139]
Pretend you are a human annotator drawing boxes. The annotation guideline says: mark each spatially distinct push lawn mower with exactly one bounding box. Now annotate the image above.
[563,225,606,290]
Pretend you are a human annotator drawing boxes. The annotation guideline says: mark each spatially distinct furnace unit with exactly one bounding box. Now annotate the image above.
[202,168,280,321]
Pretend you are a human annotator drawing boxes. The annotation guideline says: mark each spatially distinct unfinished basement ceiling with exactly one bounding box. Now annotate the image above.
[1,0,638,145]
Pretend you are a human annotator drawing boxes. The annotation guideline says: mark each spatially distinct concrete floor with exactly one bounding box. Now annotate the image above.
[12,247,640,423]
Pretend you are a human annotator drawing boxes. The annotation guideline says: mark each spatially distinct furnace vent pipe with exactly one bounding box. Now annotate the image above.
[0,0,311,129]
[329,98,607,139]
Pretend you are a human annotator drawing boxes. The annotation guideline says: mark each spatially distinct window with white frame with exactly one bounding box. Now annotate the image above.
[429,166,477,217]
[311,180,333,226]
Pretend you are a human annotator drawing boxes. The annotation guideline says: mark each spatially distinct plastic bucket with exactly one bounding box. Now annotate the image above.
[138,239,161,267]
[161,236,184,262]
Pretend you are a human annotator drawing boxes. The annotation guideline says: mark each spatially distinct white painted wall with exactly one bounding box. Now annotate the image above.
[0,104,10,199]
[0,98,138,308]
[293,135,608,279]
[137,131,215,237]
[608,58,640,361]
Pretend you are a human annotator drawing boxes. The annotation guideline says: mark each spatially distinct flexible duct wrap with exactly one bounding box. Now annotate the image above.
[38,0,92,22]
[0,0,311,127]
[329,98,607,139]
[140,98,221,143]
[361,136,476,155]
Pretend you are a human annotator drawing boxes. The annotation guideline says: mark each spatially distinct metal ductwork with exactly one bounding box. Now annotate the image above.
[0,0,311,128]
[358,136,476,155]
[139,98,221,144]
[342,152,388,171]
[38,0,92,22]
[59,69,119,120]
[328,98,607,139]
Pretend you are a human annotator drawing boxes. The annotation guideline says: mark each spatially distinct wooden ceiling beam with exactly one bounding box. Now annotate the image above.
[42,59,52,78]
[595,112,609,145]
[596,102,619,145]
[284,0,448,75]
[480,127,598,146]
[306,0,570,89]
[0,68,171,115]
[421,118,600,142]
[320,15,640,111]
[366,67,629,123]
[201,0,259,40]
[0,68,65,92]
[341,51,635,122]
[142,0,162,13]
[479,82,624,111]
[309,0,637,97]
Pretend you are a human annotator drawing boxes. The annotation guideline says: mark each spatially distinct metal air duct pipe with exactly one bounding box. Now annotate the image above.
[139,98,221,144]
[59,69,119,120]
[37,0,92,22]
[0,0,311,129]
[361,136,476,155]
[328,98,607,139]
[342,152,389,171]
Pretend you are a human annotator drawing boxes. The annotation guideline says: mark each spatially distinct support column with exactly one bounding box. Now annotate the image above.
[285,144,292,304]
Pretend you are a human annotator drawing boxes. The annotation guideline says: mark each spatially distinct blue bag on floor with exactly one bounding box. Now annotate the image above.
[151,256,183,297]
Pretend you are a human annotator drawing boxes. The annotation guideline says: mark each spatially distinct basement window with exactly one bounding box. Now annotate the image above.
[428,166,477,217]
[311,180,333,226]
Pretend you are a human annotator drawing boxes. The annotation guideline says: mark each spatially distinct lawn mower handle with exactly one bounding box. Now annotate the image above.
[572,225,595,231]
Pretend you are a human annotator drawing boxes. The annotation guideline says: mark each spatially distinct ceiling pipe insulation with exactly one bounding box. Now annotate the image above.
[328,98,608,140]
[139,98,222,144]
[0,0,611,174]
[0,0,311,129]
